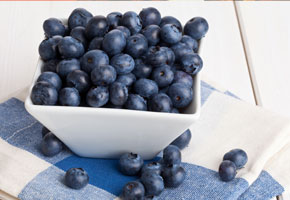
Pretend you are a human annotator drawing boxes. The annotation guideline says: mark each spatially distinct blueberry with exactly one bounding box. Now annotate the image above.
[66,70,90,93]
[223,149,248,169]
[107,12,122,30]
[161,164,186,188]
[132,59,152,78]
[151,65,174,88]
[86,86,109,107]
[149,93,172,113]
[41,59,59,73]
[168,83,193,108]
[116,73,136,88]
[65,168,89,189]
[42,126,50,138]
[102,29,126,56]
[121,181,145,200]
[170,64,181,73]
[181,35,198,53]
[91,65,116,86]
[85,16,109,39]
[141,162,162,176]
[184,17,209,40]
[70,26,88,49]
[125,34,148,59]
[125,94,147,111]
[43,18,65,38]
[171,107,179,113]
[41,132,62,156]
[163,145,181,165]
[170,129,191,150]
[141,25,161,46]
[141,172,164,196]
[139,7,161,27]
[116,26,131,39]
[119,152,144,176]
[37,71,62,91]
[160,24,182,45]
[31,81,58,105]
[38,36,61,61]
[180,53,203,75]
[58,36,84,59]
[163,47,175,66]
[110,54,135,75]
[160,16,182,31]
[218,160,237,182]
[145,46,167,67]
[59,87,80,106]
[80,50,109,73]
[171,42,193,62]
[121,11,142,34]
[88,37,103,51]
[134,78,158,98]
[56,58,80,79]
[68,8,93,29]
[159,86,169,94]
[64,25,70,36]
[173,70,193,88]
[109,82,128,106]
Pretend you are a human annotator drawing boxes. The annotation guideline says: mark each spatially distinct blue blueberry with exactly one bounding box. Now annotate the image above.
[139,7,161,27]
[88,37,103,51]
[56,58,80,79]
[171,42,193,62]
[170,64,181,73]
[218,160,237,182]
[141,162,163,176]
[141,25,161,46]
[59,87,80,106]
[66,70,90,93]
[41,132,62,157]
[85,16,108,39]
[151,65,174,88]
[181,35,198,53]
[37,71,62,91]
[141,172,164,196]
[125,94,147,111]
[149,93,172,113]
[91,65,116,86]
[107,12,122,30]
[161,164,186,188]
[121,11,142,34]
[86,86,109,107]
[110,54,135,75]
[119,152,144,176]
[38,36,61,61]
[70,26,88,49]
[110,82,128,106]
[173,70,193,88]
[43,18,65,38]
[41,59,59,73]
[171,107,179,113]
[31,81,58,105]
[223,149,248,169]
[163,145,181,165]
[163,47,175,66]
[132,59,152,78]
[116,73,136,88]
[68,8,93,29]
[64,25,70,36]
[160,16,182,31]
[168,83,193,108]
[145,46,167,67]
[65,168,89,189]
[42,126,50,138]
[125,34,148,59]
[58,36,84,59]
[80,50,109,73]
[170,129,191,150]
[116,26,131,39]
[134,78,158,98]
[159,86,169,94]
[180,53,203,75]
[184,17,209,40]
[121,181,145,200]
[102,29,126,56]
[160,24,182,45]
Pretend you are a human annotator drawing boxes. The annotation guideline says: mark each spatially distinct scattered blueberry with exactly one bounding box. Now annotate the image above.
[160,16,182,31]
[168,83,193,108]
[218,160,237,182]
[85,15,109,39]
[107,12,122,30]
[110,82,128,106]
[65,168,89,189]
[31,81,58,105]
[223,149,248,169]
[132,59,152,79]
[173,70,193,88]
[56,58,81,79]
[163,145,181,165]
[141,172,164,196]
[149,93,173,113]
[125,94,147,111]
[151,65,174,88]
[160,24,182,45]
[68,8,93,29]
[180,53,203,75]
[66,70,90,93]
[102,29,126,56]
[86,86,109,107]
[184,17,209,40]
[58,36,84,59]
[170,129,191,150]
[43,18,65,38]
[125,34,148,59]
[119,152,144,176]
[161,164,186,188]
[134,78,158,98]
[37,71,62,91]
[121,181,145,200]
[121,11,142,34]
[110,54,135,75]
[139,7,161,27]
[80,50,109,73]
[141,25,161,46]
[41,132,63,157]
[141,162,162,176]
[59,87,81,106]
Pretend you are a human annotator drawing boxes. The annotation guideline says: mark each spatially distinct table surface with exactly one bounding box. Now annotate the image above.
[0,1,289,200]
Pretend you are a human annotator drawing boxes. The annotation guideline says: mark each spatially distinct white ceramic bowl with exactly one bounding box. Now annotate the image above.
[25,43,201,160]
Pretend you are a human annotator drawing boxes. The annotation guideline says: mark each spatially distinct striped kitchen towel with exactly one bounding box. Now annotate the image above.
[0,81,289,200]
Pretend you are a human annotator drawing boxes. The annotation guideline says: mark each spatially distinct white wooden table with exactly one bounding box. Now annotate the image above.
[0,1,288,200]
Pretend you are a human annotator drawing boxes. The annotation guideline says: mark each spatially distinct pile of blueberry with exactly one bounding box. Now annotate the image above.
[31,7,208,113]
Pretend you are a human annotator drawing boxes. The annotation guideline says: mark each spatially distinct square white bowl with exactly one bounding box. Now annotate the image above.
[25,42,202,160]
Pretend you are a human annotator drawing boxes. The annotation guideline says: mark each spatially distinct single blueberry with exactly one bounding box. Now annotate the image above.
[149,93,172,113]
[141,25,161,46]
[116,26,131,39]
[173,70,193,88]
[125,94,147,111]
[171,42,193,62]
[184,17,209,40]
[68,8,93,29]
[116,73,136,88]
[41,59,59,73]
[132,59,152,78]
[37,71,62,91]
[85,15,109,39]
[121,181,145,200]
[170,129,192,150]
[160,24,182,45]
[181,35,198,53]
[161,164,186,188]
[102,29,126,56]
[70,26,88,49]
[141,172,164,196]
[41,132,63,157]
[31,81,58,105]
[86,86,109,107]
[218,160,237,182]
[139,7,161,27]
[223,149,248,169]
[125,34,148,59]
[145,46,167,67]
[110,54,135,75]
[59,87,81,106]
[38,36,62,61]
[58,36,85,59]
[141,162,163,176]
[160,16,182,31]
[134,78,158,98]
[151,65,174,88]
[88,37,103,51]
[171,107,179,113]
[119,152,144,176]
[43,18,65,38]
[163,145,181,165]
[42,126,50,138]
[163,47,175,66]
[168,83,193,108]
[180,53,203,75]
[66,70,90,93]
[107,12,122,30]
[80,50,109,73]
[91,65,117,86]
[121,11,142,34]
[109,82,128,106]
[56,58,80,79]
[65,168,89,190]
